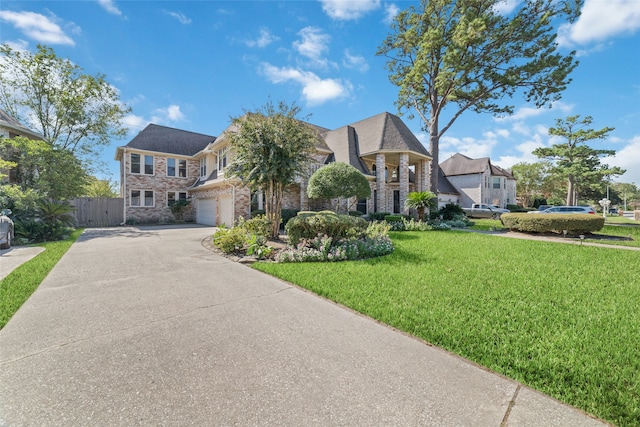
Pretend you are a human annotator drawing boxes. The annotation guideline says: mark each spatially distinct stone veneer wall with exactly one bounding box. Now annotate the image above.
[124,152,199,224]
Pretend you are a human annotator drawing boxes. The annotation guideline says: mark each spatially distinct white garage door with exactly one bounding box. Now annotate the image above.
[218,194,234,227]
[196,198,216,226]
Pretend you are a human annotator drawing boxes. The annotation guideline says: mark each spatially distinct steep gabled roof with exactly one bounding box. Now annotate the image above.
[0,108,44,140]
[321,125,372,175]
[340,112,431,156]
[437,168,459,194]
[492,164,515,179]
[440,153,490,176]
[125,124,215,156]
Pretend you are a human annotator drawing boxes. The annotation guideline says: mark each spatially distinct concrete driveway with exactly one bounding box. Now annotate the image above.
[0,226,607,426]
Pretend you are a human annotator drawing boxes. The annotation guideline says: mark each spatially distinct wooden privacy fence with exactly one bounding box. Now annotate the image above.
[70,197,124,227]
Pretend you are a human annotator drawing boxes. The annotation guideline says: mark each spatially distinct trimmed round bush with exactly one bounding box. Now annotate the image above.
[500,213,605,234]
[285,211,368,245]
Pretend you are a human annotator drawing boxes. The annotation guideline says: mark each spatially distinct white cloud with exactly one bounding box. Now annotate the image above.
[439,134,497,160]
[123,114,148,133]
[245,28,279,48]
[293,27,332,69]
[260,63,351,105]
[492,0,520,15]
[0,10,75,45]
[164,10,191,25]
[319,0,381,20]
[97,0,122,16]
[152,104,185,123]
[610,136,640,184]
[342,49,369,72]
[383,4,400,25]
[559,0,640,45]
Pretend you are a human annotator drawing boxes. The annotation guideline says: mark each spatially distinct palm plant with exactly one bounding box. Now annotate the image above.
[404,191,436,221]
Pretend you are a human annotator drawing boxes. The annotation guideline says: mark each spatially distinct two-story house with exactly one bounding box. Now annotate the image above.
[116,112,433,226]
[439,153,516,209]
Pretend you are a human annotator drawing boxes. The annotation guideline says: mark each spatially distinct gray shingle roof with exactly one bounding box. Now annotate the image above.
[126,124,215,156]
[0,108,44,140]
[437,168,459,194]
[321,125,372,175]
[440,153,489,176]
[339,112,431,156]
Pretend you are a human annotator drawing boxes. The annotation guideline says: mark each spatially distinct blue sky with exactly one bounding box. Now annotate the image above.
[1,0,639,186]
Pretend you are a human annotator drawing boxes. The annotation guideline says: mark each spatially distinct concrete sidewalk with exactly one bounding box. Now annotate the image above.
[0,246,45,281]
[0,226,609,426]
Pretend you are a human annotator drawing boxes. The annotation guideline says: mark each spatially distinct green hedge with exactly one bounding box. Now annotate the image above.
[285,211,368,245]
[384,214,411,222]
[369,212,391,221]
[500,213,605,234]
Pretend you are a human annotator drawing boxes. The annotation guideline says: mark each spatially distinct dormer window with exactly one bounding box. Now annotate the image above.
[200,158,207,177]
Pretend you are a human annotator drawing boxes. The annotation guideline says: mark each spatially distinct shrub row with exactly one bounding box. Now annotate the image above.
[285,211,368,246]
[500,213,605,234]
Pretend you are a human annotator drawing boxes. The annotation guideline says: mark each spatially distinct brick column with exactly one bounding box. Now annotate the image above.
[422,159,429,193]
[376,153,386,212]
[414,160,423,192]
[299,181,308,211]
[400,153,409,214]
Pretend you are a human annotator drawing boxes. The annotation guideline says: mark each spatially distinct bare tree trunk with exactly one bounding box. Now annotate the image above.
[566,175,575,205]
[428,118,439,195]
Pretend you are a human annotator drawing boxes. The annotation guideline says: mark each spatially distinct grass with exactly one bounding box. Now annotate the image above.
[254,231,640,426]
[471,218,640,248]
[0,229,83,329]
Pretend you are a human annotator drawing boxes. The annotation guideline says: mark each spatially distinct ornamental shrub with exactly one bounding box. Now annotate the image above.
[500,213,605,234]
[434,203,465,220]
[368,212,391,221]
[212,226,247,253]
[285,211,368,245]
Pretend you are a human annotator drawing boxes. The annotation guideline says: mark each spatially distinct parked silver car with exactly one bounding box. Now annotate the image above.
[529,206,595,215]
[0,208,14,249]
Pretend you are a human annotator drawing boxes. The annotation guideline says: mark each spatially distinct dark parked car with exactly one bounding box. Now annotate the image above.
[0,208,14,249]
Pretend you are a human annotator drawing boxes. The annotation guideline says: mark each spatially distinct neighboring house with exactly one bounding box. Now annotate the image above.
[116,112,433,225]
[439,153,516,209]
[436,168,460,209]
[0,108,45,184]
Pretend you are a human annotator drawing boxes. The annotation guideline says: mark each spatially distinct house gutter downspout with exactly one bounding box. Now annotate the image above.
[120,147,127,226]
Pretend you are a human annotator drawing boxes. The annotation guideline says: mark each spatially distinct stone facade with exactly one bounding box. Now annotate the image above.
[123,149,199,224]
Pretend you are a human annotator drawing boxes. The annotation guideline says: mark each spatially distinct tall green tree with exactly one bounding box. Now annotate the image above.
[533,115,624,206]
[82,177,120,198]
[511,161,552,207]
[227,100,321,238]
[0,44,130,160]
[307,162,371,213]
[377,0,581,193]
[0,136,87,200]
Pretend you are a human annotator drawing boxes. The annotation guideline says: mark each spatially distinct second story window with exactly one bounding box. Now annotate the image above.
[492,177,501,189]
[167,158,187,177]
[131,153,153,175]
[217,147,228,172]
[200,158,207,177]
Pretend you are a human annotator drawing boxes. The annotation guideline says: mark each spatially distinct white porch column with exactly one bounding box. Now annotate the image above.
[400,153,409,214]
[376,153,386,212]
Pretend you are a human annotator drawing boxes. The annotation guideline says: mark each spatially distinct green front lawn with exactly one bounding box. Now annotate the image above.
[254,231,640,426]
[0,229,83,329]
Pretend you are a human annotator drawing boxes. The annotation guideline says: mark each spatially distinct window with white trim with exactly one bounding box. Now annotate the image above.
[492,177,501,189]
[217,146,229,172]
[200,158,207,177]
[167,158,187,177]
[167,191,187,206]
[130,153,154,175]
[130,189,154,207]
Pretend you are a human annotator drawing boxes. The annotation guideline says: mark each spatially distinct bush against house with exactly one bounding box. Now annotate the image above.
[307,162,371,213]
